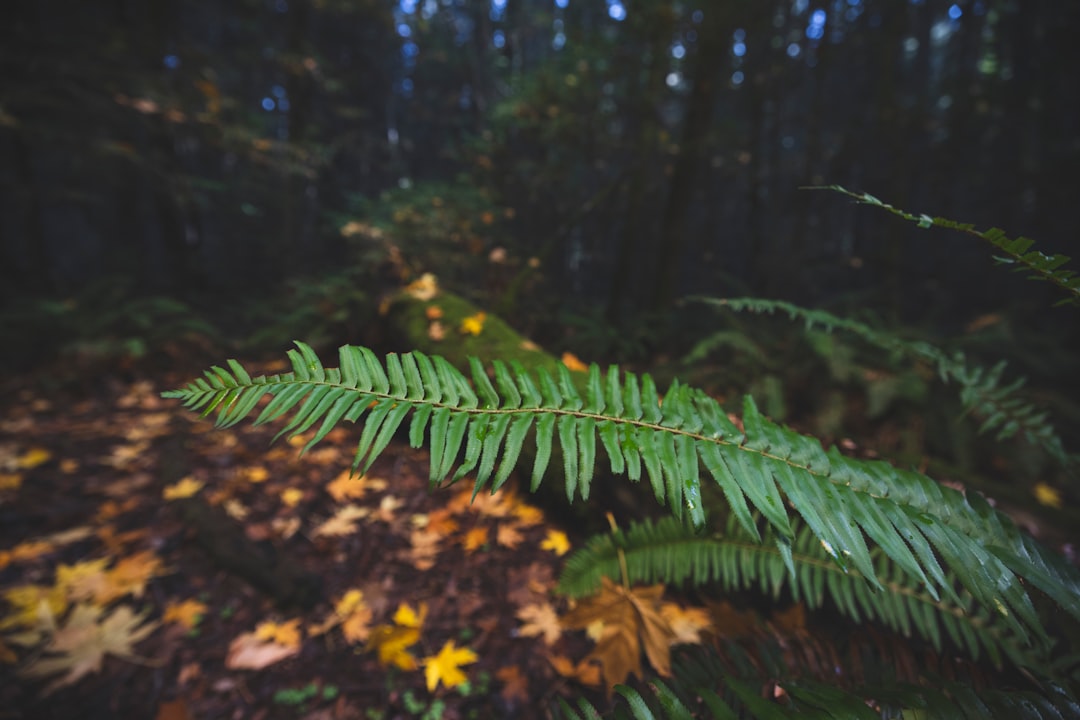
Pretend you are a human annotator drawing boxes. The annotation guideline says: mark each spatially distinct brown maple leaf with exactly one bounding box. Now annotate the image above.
[20,603,159,693]
[560,578,674,694]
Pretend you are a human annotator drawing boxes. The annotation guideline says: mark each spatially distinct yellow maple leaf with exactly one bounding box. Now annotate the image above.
[0,584,67,631]
[561,352,588,372]
[55,558,111,602]
[393,602,428,628]
[366,625,421,670]
[1033,482,1063,509]
[163,599,208,630]
[422,640,478,691]
[460,312,487,336]
[541,529,570,556]
[254,618,302,649]
[461,527,489,553]
[516,602,562,645]
[163,476,203,500]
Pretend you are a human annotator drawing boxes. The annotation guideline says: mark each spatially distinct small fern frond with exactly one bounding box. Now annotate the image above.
[164,342,1080,648]
[558,515,1046,672]
[702,296,1075,472]
[812,184,1080,307]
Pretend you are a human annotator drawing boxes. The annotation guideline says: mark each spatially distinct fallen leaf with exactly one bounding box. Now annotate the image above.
[561,352,588,372]
[326,471,385,502]
[163,476,203,500]
[422,640,477,691]
[496,523,524,549]
[541,529,570,556]
[239,466,269,483]
[373,495,403,522]
[393,602,427,629]
[560,578,674,694]
[21,603,159,693]
[280,487,304,507]
[1034,482,1063,509]
[511,504,545,526]
[163,599,208,630]
[659,603,712,645]
[100,550,165,602]
[254,618,302,648]
[16,447,52,469]
[0,473,22,491]
[226,631,300,670]
[55,559,111,602]
[461,527,489,553]
[313,505,370,537]
[516,603,562,645]
[405,273,439,301]
[8,539,54,563]
[0,584,67,631]
[425,305,444,320]
[496,665,529,704]
[428,320,446,341]
[366,625,421,670]
[407,528,442,570]
[460,312,487,336]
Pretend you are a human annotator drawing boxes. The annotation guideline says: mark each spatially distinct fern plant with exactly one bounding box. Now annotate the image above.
[164,339,1080,715]
[694,296,1076,473]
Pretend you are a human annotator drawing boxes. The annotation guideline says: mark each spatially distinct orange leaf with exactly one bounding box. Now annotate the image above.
[561,352,588,372]
[326,471,385,502]
[461,527,489,553]
[163,599,208,630]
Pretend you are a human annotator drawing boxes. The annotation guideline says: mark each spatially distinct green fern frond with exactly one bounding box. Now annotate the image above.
[558,646,1079,719]
[558,515,1046,672]
[163,342,1080,647]
[701,296,1075,472]
[812,184,1080,307]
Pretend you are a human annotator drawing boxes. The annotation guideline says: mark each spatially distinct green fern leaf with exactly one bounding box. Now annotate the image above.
[163,342,1080,650]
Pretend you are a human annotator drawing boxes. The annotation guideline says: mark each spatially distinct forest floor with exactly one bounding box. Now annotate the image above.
[2,355,1077,720]
[0,361,607,720]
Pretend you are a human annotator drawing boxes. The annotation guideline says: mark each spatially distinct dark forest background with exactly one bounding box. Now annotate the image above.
[2,0,1078,375]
